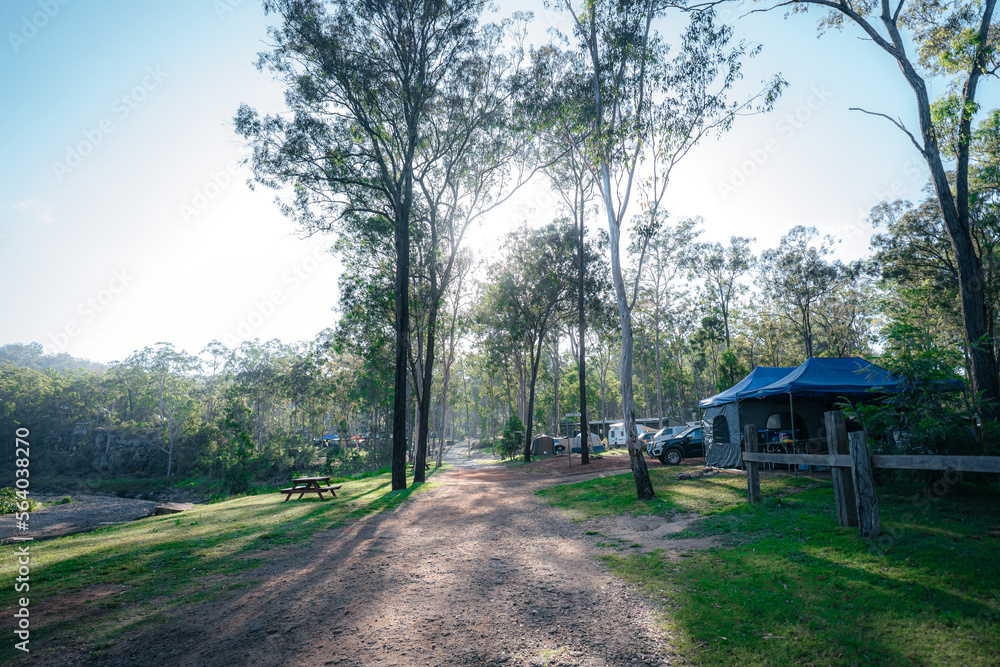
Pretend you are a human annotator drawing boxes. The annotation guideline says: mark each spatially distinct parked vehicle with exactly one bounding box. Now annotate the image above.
[607,423,627,447]
[651,425,686,443]
[608,423,658,447]
[647,425,704,465]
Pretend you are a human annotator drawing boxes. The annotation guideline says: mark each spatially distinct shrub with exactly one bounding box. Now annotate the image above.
[850,313,978,456]
[0,488,39,515]
[498,413,525,460]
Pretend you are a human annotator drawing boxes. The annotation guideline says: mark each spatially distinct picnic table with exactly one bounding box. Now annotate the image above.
[280,476,342,502]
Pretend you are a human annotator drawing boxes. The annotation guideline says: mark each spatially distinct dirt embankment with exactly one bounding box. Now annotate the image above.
[0,494,156,544]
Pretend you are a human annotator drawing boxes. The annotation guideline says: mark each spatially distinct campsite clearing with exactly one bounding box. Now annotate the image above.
[541,465,1000,667]
[0,449,682,666]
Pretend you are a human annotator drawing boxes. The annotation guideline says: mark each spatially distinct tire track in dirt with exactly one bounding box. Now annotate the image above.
[62,452,691,666]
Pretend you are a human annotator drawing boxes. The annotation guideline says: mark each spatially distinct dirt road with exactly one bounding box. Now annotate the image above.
[86,449,688,666]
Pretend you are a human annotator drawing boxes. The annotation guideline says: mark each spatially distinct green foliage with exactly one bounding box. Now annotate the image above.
[502,412,524,441]
[497,412,525,460]
[717,349,747,392]
[851,306,977,455]
[0,487,38,514]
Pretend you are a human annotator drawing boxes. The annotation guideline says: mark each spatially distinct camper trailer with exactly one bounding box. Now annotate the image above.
[608,420,669,447]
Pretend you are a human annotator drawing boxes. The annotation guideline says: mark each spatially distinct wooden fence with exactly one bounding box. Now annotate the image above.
[741,411,1000,538]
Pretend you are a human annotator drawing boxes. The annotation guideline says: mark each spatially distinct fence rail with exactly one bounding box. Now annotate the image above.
[741,453,851,467]
[741,453,1000,473]
[742,411,1000,539]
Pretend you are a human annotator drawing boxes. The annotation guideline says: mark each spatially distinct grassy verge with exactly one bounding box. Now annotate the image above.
[0,468,444,660]
[540,465,1000,666]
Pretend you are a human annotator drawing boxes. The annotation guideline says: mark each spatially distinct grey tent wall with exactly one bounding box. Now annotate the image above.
[703,402,742,468]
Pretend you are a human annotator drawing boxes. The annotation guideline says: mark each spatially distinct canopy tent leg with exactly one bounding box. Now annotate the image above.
[789,391,797,474]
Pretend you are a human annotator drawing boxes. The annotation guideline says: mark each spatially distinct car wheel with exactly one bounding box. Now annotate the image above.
[664,448,683,465]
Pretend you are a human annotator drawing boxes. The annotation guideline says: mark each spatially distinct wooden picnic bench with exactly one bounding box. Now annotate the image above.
[280,476,342,502]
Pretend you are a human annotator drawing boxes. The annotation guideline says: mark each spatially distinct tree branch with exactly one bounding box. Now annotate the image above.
[848,107,926,155]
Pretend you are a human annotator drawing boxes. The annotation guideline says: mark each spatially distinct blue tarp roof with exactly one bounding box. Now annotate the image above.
[737,357,907,400]
[699,366,796,408]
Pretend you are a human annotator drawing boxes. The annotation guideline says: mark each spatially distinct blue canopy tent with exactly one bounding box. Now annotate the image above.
[701,367,795,467]
[700,358,946,468]
[738,357,908,400]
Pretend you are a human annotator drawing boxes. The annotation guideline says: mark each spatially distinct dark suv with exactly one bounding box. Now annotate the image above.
[647,425,704,465]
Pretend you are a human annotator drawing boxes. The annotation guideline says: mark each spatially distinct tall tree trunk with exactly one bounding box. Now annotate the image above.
[579,208,591,465]
[639,335,651,419]
[392,207,410,490]
[655,307,664,429]
[436,366,451,468]
[414,295,440,483]
[553,334,561,438]
[673,343,684,417]
[606,202,655,498]
[410,362,421,462]
[523,331,547,463]
[461,365,472,441]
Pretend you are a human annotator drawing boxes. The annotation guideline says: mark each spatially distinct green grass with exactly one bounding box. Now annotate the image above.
[538,463,820,520]
[0,468,443,661]
[540,465,1000,666]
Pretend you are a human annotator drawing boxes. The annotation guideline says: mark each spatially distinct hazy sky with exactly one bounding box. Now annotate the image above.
[2,0,995,364]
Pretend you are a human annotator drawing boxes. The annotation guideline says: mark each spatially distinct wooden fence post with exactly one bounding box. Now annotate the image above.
[848,431,881,538]
[744,424,760,504]
[825,411,858,527]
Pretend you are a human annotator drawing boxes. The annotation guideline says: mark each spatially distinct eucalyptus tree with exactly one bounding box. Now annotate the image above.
[768,0,1000,415]
[145,343,200,477]
[870,114,1000,361]
[692,235,755,351]
[522,44,602,462]
[406,15,549,481]
[226,339,288,454]
[480,222,590,461]
[556,0,784,497]
[432,251,475,467]
[636,218,701,426]
[236,0,488,490]
[759,226,847,359]
[813,263,879,358]
[664,296,699,414]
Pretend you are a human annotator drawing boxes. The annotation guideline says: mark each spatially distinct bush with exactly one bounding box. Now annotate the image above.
[851,313,978,456]
[0,488,39,515]
[498,413,525,460]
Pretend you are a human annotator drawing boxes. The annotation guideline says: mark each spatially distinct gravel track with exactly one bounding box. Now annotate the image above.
[34,449,693,666]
